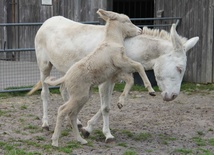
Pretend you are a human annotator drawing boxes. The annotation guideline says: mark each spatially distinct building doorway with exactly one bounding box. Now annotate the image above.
[112,0,156,86]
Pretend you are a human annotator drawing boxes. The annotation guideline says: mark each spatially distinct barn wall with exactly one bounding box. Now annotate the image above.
[0,0,108,61]
[154,0,214,83]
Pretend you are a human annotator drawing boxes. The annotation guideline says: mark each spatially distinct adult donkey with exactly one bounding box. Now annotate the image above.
[28,14,199,142]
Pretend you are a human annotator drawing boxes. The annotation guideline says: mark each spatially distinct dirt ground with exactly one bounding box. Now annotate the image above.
[0,90,214,155]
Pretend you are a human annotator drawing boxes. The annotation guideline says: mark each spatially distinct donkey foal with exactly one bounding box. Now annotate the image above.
[45,9,155,146]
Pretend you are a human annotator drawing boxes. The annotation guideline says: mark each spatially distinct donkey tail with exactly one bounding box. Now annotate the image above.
[27,81,42,95]
[44,76,65,86]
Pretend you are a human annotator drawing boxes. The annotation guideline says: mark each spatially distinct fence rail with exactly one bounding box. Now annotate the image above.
[0,17,181,93]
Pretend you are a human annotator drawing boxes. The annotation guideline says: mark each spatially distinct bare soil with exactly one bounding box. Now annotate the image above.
[0,90,214,155]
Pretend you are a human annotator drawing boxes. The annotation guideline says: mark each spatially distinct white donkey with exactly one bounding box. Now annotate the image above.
[28,12,199,142]
[44,9,155,146]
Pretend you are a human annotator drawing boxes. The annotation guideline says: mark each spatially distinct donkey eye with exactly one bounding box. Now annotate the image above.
[176,66,182,74]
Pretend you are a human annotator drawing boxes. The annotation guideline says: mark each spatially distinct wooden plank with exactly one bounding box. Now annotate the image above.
[212,0,214,82]
[189,0,197,83]
[200,0,209,83]
[0,0,7,59]
[195,0,202,83]
[207,0,214,82]
[182,0,191,82]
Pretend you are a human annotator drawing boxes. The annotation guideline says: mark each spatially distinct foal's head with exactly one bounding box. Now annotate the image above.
[97,9,141,38]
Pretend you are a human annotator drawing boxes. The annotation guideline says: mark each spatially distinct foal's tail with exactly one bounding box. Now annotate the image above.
[44,76,65,86]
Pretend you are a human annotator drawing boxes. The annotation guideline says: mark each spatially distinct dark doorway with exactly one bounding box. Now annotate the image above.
[113,0,154,27]
[112,0,157,86]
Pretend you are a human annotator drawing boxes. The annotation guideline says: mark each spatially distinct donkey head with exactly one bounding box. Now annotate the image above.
[97,9,141,37]
[153,24,199,101]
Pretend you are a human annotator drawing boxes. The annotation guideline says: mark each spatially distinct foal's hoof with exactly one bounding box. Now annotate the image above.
[78,124,83,129]
[105,137,115,143]
[52,140,59,147]
[80,128,90,138]
[42,126,50,131]
[149,92,156,96]
[117,102,123,109]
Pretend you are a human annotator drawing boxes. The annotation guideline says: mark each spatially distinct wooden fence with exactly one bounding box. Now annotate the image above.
[154,0,214,83]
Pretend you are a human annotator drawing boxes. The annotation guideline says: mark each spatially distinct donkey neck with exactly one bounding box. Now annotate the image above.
[125,36,174,70]
[104,21,125,45]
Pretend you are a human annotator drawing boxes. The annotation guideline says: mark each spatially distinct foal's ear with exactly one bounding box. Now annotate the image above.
[184,37,199,52]
[97,9,117,21]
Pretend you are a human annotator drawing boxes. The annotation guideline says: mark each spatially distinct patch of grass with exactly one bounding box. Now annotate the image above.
[197,148,214,155]
[90,130,106,141]
[18,118,25,123]
[20,105,28,110]
[121,130,134,138]
[117,142,128,147]
[56,141,81,154]
[173,148,193,154]
[0,87,60,98]
[61,129,71,137]
[158,134,176,145]
[197,131,205,136]
[0,140,42,155]
[113,83,159,92]
[133,132,152,141]
[208,138,214,146]
[192,137,206,146]
[123,149,137,155]
[0,109,7,116]
[66,141,81,148]
[2,139,79,154]
[24,124,39,130]
[36,136,45,141]
[181,82,214,93]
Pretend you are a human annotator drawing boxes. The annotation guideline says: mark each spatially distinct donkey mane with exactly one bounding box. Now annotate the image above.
[142,27,187,44]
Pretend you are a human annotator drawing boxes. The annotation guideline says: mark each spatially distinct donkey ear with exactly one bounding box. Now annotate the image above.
[170,24,183,50]
[97,9,117,21]
[184,37,199,52]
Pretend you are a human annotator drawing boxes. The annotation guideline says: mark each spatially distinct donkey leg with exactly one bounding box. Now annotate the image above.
[116,72,134,109]
[40,62,52,130]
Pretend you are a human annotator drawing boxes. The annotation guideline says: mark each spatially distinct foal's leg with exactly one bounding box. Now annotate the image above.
[81,80,115,142]
[100,80,115,142]
[115,72,134,109]
[113,52,155,95]
[60,83,83,128]
[52,93,90,146]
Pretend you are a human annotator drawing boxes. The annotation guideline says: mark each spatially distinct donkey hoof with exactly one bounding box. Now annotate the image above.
[149,92,156,96]
[80,128,90,138]
[105,137,115,143]
[42,126,50,131]
[117,102,123,109]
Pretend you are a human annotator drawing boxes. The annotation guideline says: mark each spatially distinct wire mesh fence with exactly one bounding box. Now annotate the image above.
[0,51,61,92]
